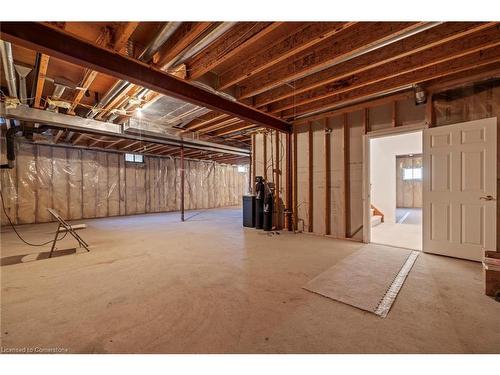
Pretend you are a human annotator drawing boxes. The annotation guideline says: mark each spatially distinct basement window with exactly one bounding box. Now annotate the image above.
[237,165,247,173]
[403,167,422,180]
[125,153,144,163]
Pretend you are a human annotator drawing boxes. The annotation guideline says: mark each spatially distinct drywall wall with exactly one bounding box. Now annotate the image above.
[396,155,423,208]
[0,142,249,225]
[370,132,422,223]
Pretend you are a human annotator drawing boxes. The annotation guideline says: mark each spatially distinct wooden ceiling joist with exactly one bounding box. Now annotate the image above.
[269,26,500,113]
[253,22,497,108]
[196,117,243,134]
[0,22,290,133]
[283,46,500,119]
[187,22,282,80]
[213,123,256,137]
[33,54,50,109]
[183,113,230,131]
[236,22,427,99]
[154,22,214,69]
[217,22,356,90]
[67,22,139,115]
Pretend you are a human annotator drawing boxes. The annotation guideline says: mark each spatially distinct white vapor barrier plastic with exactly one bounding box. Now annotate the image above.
[0,142,249,225]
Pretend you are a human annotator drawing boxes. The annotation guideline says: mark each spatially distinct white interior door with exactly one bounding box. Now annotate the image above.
[423,117,497,261]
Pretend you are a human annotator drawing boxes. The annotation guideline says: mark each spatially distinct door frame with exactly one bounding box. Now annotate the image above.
[362,123,428,244]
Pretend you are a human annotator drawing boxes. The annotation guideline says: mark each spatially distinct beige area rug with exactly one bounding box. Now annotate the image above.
[304,244,419,317]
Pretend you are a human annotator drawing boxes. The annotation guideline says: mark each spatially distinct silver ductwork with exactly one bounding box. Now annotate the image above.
[138,22,181,62]
[91,22,181,120]
[0,40,18,98]
[14,64,32,105]
[163,22,236,70]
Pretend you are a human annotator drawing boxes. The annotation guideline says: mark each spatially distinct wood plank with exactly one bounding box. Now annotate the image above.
[253,22,495,108]
[263,132,267,180]
[67,70,98,115]
[212,123,256,136]
[155,22,214,69]
[281,46,500,119]
[343,114,350,238]
[269,25,500,114]
[33,54,50,108]
[197,117,243,134]
[293,91,412,125]
[308,122,313,233]
[188,22,281,80]
[285,131,292,230]
[237,22,424,99]
[251,133,256,192]
[275,130,280,229]
[113,22,140,54]
[324,118,331,235]
[218,22,355,90]
[292,126,298,230]
[392,101,398,127]
[67,23,139,115]
[1,22,291,133]
[183,113,230,131]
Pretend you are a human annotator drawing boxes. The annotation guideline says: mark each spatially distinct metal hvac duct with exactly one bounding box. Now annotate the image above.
[0,40,18,98]
[90,22,181,119]
[14,64,32,105]
[162,22,236,70]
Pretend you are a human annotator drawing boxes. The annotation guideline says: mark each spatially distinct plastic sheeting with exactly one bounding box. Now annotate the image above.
[0,142,249,225]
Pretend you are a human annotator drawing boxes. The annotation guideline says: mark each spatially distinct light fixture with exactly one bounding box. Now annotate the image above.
[413,84,427,105]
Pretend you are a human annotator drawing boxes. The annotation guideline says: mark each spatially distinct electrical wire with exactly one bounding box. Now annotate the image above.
[0,189,68,246]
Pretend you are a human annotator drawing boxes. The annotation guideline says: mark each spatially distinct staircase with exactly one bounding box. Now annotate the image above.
[370,205,384,227]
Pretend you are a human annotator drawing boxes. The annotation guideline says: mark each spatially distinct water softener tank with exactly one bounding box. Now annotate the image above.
[263,184,274,231]
[255,176,265,229]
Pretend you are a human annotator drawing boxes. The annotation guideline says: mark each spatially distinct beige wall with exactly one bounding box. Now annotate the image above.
[370,132,422,223]
[0,142,248,225]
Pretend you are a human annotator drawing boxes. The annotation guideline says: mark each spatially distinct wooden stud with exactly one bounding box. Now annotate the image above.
[274,130,280,229]
[285,131,292,231]
[308,122,313,233]
[33,54,50,109]
[343,113,351,238]
[392,100,398,127]
[263,132,267,180]
[180,145,185,222]
[292,126,298,231]
[324,118,331,235]
[425,93,435,127]
[251,133,256,191]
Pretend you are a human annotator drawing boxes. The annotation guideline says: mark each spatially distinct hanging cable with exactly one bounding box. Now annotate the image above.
[0,189,68,246]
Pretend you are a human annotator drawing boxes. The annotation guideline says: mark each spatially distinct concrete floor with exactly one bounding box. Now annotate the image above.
[1,207,499,353]
[371,209,422,250]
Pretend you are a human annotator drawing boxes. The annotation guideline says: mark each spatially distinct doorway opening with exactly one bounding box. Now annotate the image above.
[368,131,423,251]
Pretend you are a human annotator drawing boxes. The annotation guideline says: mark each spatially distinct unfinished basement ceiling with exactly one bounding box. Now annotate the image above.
[1,21,500,161]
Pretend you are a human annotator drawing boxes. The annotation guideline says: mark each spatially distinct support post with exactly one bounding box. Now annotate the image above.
[292,126,298,231]
[180,144,185,222]
[343,113,351,238]
[263,132,267,180]
[285,131,292,231]
[308,122,313,233]
[324,118,331,236]
[274,130,280,229]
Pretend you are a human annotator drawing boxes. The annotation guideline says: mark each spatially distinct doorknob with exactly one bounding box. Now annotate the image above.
[479,195,496,201]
